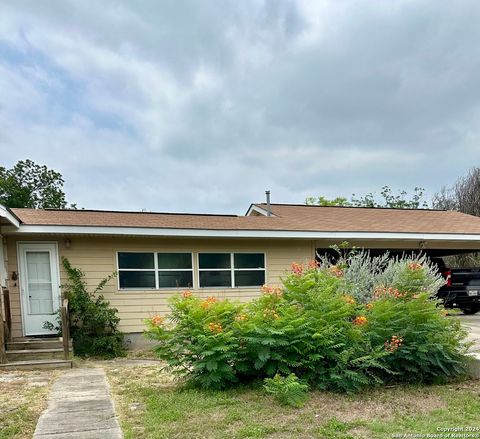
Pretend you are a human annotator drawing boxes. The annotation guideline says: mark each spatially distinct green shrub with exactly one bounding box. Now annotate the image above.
[145,253,469,394]
[263,374,309,407]
[145,293,242,389]
[45,257,125,358]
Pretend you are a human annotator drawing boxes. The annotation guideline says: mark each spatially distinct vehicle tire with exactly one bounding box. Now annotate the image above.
[460,305,480,315]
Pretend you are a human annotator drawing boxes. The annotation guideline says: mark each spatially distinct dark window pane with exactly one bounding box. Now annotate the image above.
[199,270,231,287]
[199,253,231,269]
[158,271,193,288]
[119,271,155,288]
[234,253,265,269]
[118,252,154,269]
[157,253,192,269]
[235,270,265,287]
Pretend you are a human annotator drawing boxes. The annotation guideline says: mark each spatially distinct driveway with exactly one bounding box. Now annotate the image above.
[457,314,480,351]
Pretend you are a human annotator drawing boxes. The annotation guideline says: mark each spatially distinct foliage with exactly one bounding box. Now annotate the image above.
[45,257,125,358]
[263,373,309,407]
[334,250,391,303]
[433,167,480,267]
[365,293,468,383]
[376,254,446,298]
[306,186,428,208]
[0,159,70,208]
[145,253,468,394]
[305,196,350,206]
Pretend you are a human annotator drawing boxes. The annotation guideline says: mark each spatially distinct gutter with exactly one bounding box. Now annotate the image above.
[6,224,480,242]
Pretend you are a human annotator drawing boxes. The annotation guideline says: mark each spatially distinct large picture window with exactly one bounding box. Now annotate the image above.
[198,253,265,288]
[118,252,193,289]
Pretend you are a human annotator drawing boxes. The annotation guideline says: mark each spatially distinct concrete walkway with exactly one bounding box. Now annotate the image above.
[458,314,480,351]
[33,367,123,438]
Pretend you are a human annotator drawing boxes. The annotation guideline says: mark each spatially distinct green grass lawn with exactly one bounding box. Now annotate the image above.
[0,370,54,439]
[106,362,480,439]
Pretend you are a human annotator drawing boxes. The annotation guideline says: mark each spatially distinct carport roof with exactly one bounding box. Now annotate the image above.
[6,203,480,235]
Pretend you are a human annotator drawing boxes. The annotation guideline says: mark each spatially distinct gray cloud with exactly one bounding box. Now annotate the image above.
[1,0,480,213]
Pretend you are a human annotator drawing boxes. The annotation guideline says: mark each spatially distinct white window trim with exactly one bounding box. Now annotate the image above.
[197,252,266,289]
[116,251,194,291]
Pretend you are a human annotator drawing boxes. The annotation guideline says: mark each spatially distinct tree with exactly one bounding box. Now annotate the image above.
[305,196,350,206]
[433,167,480,216]
[306,186,428,209]
[0,159,67,208]
[432,168,480,267]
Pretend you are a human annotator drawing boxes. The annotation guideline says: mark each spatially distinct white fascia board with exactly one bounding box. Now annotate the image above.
[8,224,480,242]
[0,205,20,228]
[245,205,274,217]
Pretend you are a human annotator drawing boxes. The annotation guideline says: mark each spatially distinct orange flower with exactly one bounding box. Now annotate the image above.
[373,285,406,300]
[201,296,218,309]
[151,315,164,327]
[235,313,248,322]
[208,322,223,333]
[328,265,343,278]
[384,335,403,352]
[353,316,368,326]
[343,295,356,305]
[291,262,304,275]
[408,262,423,271]
[308,259,320,269]
[182,291,193,299]
[262,284,283,298]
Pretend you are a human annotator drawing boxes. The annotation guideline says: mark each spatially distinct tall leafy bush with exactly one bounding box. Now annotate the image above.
[145,253,469,392]
[46,257,125,358]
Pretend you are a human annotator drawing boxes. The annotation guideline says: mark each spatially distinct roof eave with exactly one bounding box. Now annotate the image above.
[6,223,480,242]
[0,205,20,228]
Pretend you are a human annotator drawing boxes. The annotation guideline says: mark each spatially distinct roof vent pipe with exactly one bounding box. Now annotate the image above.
[265,190,272,216]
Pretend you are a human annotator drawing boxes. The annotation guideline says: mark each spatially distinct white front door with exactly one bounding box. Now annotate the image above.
[19,243,60,336]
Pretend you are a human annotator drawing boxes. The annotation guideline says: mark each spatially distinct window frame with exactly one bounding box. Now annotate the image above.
[116,251,194,291]
[197,252,266,289]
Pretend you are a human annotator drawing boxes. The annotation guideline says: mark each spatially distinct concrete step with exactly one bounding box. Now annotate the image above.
[0,359,72,370]
[7,339,67,350]
[6,348,66,362]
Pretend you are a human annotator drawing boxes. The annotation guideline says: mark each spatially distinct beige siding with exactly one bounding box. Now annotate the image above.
[5,235,314,337]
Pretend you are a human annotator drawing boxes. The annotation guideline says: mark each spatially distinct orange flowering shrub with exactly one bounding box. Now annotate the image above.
[182,291,193,299]
[200,296,218,308]
[343,295,356,305]
[384,335,403,353]
[208,322,223,333]
[373,285,406,300]
[262,284,283,298]
[352,316,367,326]
[145,251,468,391]
[408,262,423,271]
[291,262,304,275]
[151,315,164,327]
[328,265,343,278]
[234,313,248,322]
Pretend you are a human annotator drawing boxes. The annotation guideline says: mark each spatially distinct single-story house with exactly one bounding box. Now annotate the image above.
[3,200,480,347]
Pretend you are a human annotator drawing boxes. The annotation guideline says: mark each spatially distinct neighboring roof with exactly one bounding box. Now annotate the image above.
[7,203,480,236]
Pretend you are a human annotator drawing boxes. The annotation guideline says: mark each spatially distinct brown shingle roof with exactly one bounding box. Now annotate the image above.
[10,204,480,235]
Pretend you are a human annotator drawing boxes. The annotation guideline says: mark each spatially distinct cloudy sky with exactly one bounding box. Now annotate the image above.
[1,1,480,214]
